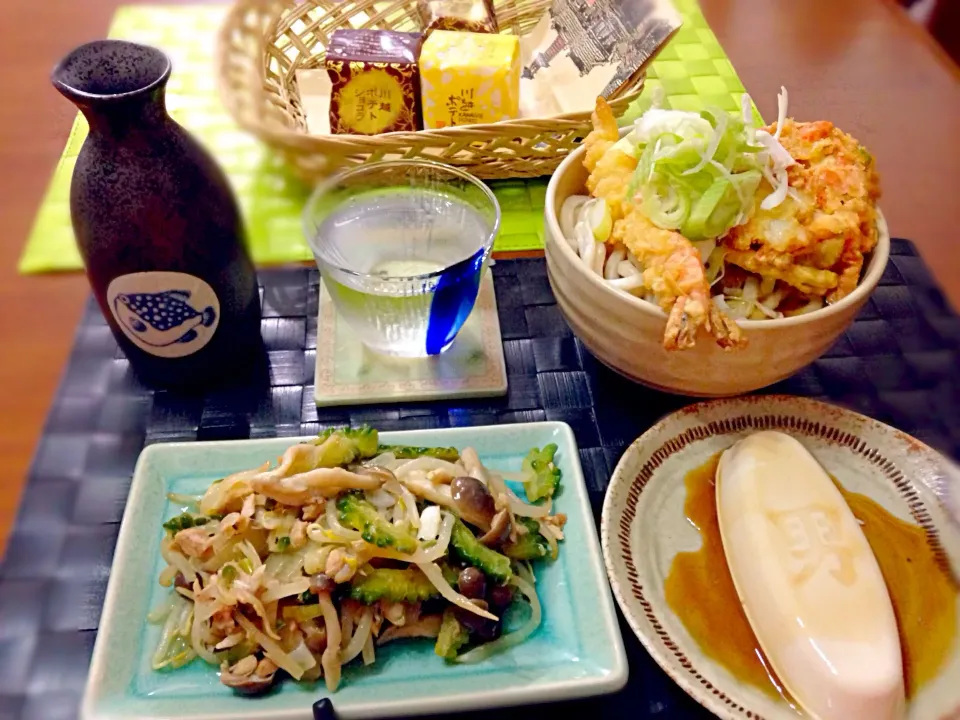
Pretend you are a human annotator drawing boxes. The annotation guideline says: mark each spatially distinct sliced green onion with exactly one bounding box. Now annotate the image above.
[611,102,778,240]
[685,179,729,238]
[683,112,727,177]
[643,182,690,230]
[584,198,612,242]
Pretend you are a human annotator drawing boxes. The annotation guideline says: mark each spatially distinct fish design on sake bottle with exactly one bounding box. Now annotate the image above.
[114,290,217,347]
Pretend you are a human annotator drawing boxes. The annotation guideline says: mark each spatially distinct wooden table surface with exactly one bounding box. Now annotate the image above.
[0,0,958,554]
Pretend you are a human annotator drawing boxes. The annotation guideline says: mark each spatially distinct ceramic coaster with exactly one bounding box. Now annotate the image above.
[314,274,507,406]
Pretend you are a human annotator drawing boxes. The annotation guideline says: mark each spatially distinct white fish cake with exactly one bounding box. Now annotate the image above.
[716,431,904,720]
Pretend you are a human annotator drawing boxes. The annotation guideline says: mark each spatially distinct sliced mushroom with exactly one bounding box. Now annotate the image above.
[352,464,397,485]
[426,468,456,484]
[478,509,512,547]
[377,614,443,645]
[229,654,257,676]
[214,632,246,651]
[450,476,495,530]
[257,658,278,677]
[220,654,279,696]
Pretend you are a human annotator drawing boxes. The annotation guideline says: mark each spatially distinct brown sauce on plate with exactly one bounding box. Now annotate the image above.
[664,453,958,703]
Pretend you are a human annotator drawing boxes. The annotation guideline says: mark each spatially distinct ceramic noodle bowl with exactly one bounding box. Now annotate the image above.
[543,140,890,397]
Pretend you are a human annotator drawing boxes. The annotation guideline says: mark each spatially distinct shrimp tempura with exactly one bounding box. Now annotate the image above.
[583,98,744,350]
[583,98,636,227]
[614,209,743,350]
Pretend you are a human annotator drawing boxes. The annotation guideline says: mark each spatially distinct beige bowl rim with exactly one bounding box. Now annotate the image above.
[544,140,891,330]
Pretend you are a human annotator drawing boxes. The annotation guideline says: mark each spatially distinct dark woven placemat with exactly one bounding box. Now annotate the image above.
[2,241,958,720]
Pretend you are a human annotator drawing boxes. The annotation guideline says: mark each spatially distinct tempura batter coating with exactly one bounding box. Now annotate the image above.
[723,119,881,302]
[584,98,743,350]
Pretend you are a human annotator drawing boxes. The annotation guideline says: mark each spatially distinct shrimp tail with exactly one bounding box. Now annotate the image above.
[708,302,746,350]
[618,207,745,351]
[584,97,620,173]
[664,297,696,350]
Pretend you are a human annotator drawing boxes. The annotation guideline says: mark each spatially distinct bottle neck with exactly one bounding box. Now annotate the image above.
[78,86,170,140]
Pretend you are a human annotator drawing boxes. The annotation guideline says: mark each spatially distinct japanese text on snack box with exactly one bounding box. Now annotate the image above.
[355,87,394,123]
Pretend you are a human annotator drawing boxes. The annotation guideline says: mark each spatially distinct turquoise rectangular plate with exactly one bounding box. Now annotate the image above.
[81,422,627,719]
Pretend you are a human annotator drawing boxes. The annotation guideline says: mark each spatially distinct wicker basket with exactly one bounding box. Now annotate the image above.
[217,0,643,181]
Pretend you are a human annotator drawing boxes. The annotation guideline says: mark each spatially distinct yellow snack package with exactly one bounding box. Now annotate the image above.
[419,30,520,129]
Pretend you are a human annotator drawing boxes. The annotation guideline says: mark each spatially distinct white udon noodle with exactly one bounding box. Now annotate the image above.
[557,195,830,320]
[559,196,649,299]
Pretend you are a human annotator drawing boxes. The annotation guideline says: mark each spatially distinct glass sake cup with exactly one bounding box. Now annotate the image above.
[303,160,500,358]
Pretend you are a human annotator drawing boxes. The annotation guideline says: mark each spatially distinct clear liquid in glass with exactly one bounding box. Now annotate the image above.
[316,189,491,357]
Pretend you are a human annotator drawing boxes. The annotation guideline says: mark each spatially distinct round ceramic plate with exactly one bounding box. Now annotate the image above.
[601,395,960,720]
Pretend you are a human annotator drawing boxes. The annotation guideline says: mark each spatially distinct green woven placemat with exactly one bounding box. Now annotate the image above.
[18,0,750,274]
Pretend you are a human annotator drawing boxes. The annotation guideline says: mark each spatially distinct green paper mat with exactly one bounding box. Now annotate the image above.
[19,0,750,274]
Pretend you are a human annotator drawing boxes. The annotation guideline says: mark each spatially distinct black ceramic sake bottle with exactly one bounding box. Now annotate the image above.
[52,40,262,388]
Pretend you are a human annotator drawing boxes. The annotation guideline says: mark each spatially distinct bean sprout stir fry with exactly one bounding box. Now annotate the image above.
[150,427,566,695]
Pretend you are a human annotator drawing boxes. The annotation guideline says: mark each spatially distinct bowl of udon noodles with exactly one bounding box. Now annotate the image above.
[544,93,889,396]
